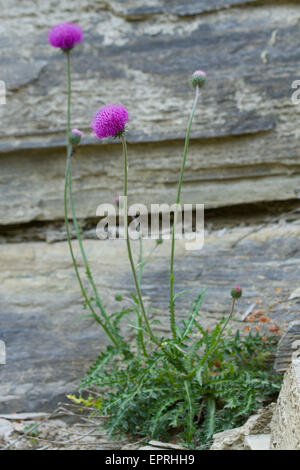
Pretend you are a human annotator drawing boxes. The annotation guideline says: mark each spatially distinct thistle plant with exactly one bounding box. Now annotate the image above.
[49,27,281,447]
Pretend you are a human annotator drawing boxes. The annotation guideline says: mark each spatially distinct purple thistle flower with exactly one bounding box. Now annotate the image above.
[48,23,83,51]
[91,104,129,139]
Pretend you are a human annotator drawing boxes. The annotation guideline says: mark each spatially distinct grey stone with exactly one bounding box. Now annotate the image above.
[0,419,14,441]
[271,359,300,450]
[1,0,300,415]
[0,1,300,224]
[2,60,48,90]
[148,440,185,450]
[289,289,300,301]
[245,434,271,450]
[0,412,48,421]
[0,340,5,365]
[274,321,300,373]
[123,0,260,18]
[211,404,275,450]
[139,445,166,450]
[1,222,299,413]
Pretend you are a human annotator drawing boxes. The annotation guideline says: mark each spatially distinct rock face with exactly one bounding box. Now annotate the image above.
[0,341,5,365]
[1,223,300,413]
[271,359,300,450]
[0,1,300,223]
[211,403,275,450]
[211,359,300,450]
[275,321,300,373]
[0,0,300,413]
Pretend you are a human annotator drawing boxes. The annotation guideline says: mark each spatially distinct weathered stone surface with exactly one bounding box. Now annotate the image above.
[0,412,133,450]
[0,340,5,365]
[244,434,271,451]
[271,359,300,450]
[139,445,166,450]
[1,0,300,415]
[147,440,185,450]
[0,222,299,413]
[274,321,300,373]
[0,1,300,224]
[211,403,275,450]
[0,412,48,421]
[0,418,14,442]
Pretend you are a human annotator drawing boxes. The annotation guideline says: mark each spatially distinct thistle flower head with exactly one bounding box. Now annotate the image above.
[191,70,206,89]
[69,128,83,146]
[231,285,242,299]
[91,104,129,139]
[48,23,83,51]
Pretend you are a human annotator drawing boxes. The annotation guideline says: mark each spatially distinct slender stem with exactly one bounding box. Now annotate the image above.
[199,299,236,366]
[136,234,148,357]
[206,396,216,439]
[183,298,237,380]
[64,50,118,347]
[169,86,200,341]
[67,162,119,339]
[64,152,117,345]
[184,380,194,445]
[121,135,159,346]
[138,235,143,287]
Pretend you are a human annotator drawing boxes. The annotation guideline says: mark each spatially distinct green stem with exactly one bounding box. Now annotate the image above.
[121,135,159,346]
[184,380,194,445]
[169,86,200,341]
[138,235,143,287]
[67,162,119,339]
[199,299,236,366]
[182,299,236,380]
[136,235,148,357]
[64,153,117,344]
[64,50,118,347]
[206,396,216,439]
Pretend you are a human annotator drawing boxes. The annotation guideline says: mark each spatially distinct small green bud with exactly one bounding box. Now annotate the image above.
[115,293,123,301]
[156,238,163,245]
[231,285,242,299]
[190,70,206,89]
[69,128,83,146]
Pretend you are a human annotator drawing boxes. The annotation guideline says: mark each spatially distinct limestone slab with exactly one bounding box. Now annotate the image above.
[0,223,299,413]
[0,1,300,224]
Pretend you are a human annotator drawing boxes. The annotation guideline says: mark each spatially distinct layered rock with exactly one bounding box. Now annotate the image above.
[0,0,300,413]
[1,223,300,413]
[0,1,300,224]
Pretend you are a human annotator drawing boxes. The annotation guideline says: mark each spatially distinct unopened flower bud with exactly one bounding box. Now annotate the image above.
[231,285,242,299]
[69,128,83,146]
[115,293,123,302]
[156,238,163,245]
[191,70,206,89]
